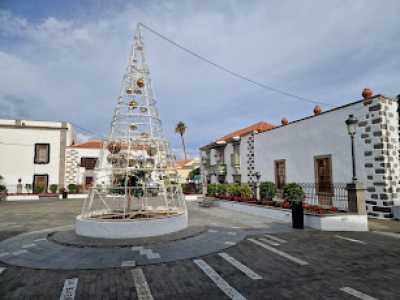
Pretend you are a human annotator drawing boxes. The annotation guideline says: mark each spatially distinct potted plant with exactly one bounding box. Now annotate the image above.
[25,184,32,194]
[283,183,305,229]
[67,183,78,194]
[0,184,7,201]
[49,184,58,194]
[259,181,277,205]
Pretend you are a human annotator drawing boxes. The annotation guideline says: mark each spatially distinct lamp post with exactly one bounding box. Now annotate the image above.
[344,114,366,215]
[255,171,261,201]
[345,114,358,182]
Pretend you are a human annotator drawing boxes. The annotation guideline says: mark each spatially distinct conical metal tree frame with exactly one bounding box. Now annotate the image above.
[76,24,187,238]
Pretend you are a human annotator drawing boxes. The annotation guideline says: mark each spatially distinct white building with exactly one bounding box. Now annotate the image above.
[200,122,275,185]
[0,119,76,193]
[64,140,105,190]
[200,93,400,219]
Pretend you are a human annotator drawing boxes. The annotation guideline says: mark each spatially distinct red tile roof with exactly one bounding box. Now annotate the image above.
[218,121,275,142]
[175,159,193,169]
[68,140,103,149]
[200,121,275,150]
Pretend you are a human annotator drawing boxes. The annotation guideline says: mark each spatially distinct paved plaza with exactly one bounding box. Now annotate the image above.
[0,199,400,299]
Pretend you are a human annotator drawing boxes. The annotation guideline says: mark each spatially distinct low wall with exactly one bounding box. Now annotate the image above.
[215,200,368,231]
[6,195,39,201]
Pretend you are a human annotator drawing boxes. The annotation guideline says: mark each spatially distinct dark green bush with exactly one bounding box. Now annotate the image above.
[207,184,217,196]
[67,183,78,193]
[260,181,277,200]
[34,186,45,194]
[49,184,58,193]
[282,183,305,202]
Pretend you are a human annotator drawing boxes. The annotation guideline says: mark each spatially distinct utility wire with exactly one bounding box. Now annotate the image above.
[139,23,335,108]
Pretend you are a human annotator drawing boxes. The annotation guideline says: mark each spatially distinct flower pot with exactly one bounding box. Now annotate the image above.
[291,201,304,229]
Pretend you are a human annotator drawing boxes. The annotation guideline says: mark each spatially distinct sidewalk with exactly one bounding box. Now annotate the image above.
[368,218,400,233]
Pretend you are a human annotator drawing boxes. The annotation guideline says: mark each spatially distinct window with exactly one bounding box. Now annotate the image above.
[34,144,50,164]
[80,157,97,170]
[274,160,286,190]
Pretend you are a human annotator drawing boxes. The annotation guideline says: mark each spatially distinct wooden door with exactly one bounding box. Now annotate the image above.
[33,175,48,193]
[274,160,286,190]
[314,156,333,206]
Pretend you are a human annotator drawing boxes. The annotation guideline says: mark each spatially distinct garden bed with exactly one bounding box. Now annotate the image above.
[214,199,368,231]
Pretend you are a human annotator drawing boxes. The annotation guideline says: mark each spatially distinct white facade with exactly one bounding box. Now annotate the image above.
[0,119,76,193]
[253,96,400,218]
[200,95,400,219]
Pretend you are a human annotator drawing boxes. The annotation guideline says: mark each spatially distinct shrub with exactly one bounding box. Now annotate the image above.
[0,184,7,193]
[68,183,78,193]
[282,183,305,202]
[227,183,241,197]
[25,184,32,192]
[49,184,58,193]
[33,186,45,194]
[216,183,227,196]
[259,181,277,200]
[240,184,253,199]
[207,184,217,196]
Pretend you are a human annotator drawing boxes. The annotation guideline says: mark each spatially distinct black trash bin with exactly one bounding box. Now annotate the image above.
[291,201,304,229]
[62,190,68,199]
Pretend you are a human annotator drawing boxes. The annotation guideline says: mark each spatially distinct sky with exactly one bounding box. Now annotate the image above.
[0,0,399,159]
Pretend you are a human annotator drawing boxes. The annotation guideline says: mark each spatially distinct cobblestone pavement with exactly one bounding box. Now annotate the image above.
[0,199,400,299]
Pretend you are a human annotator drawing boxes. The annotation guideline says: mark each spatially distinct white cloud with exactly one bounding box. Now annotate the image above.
[0,1,399,154]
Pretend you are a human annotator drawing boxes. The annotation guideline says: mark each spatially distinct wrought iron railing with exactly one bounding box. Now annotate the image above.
[298,183,348,211]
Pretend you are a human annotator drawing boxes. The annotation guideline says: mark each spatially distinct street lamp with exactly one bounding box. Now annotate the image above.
[255,171,261,201]
[345,114,358,182]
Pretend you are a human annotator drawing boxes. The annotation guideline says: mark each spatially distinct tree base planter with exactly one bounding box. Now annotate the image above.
[75,210,188,239]
[215,199,368,231]
[291,202,304,229]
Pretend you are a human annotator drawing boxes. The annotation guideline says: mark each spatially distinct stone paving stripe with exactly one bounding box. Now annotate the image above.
[227,232,237,236]
[340,287,378,300]
[0,252,10,258]
[131,268,154,300]
[193,259,247,300]
[248,238,309,266]
[335,235,367,245]
[22,243,36,249]
[258,237,280,246]
[264,234,287,243]
[208,229,218,233]
[224,241,236,246]
[59,278,78,300]
[218,252,262,280]
[12,249,28,256]
[34,238,47,242]
[372,231,400,239]
[121,260,137,267]
[0,267,6,274]
[232,226,241,229]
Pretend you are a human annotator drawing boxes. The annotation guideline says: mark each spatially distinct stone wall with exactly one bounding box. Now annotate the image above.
[64,148,79,186]
[361,96,400,218]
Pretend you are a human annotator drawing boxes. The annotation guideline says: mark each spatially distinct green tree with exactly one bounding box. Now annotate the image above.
[175,121,187,160]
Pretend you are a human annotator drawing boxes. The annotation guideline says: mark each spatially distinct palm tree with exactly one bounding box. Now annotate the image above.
[175,121,187,160]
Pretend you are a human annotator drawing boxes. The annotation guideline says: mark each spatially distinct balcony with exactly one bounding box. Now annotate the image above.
[230,153,240,169]
[209,163,227,175]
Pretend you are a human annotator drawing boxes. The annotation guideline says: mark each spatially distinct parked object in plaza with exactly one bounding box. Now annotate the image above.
[75,24,187,239]
[283,183,305,229]
[392,206,400,220]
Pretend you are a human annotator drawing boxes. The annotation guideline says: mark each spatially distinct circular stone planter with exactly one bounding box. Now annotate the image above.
[75,210,188,239]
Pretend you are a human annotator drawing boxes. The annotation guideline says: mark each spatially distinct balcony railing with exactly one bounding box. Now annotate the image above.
[209,163,226,175]
[230,153,240,169]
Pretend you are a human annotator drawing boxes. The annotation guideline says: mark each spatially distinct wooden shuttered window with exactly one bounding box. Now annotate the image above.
[34,144,50,164]
[80,157,97,170]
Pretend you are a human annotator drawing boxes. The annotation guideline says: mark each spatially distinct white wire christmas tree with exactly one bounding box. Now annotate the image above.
[80,24,186,220]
